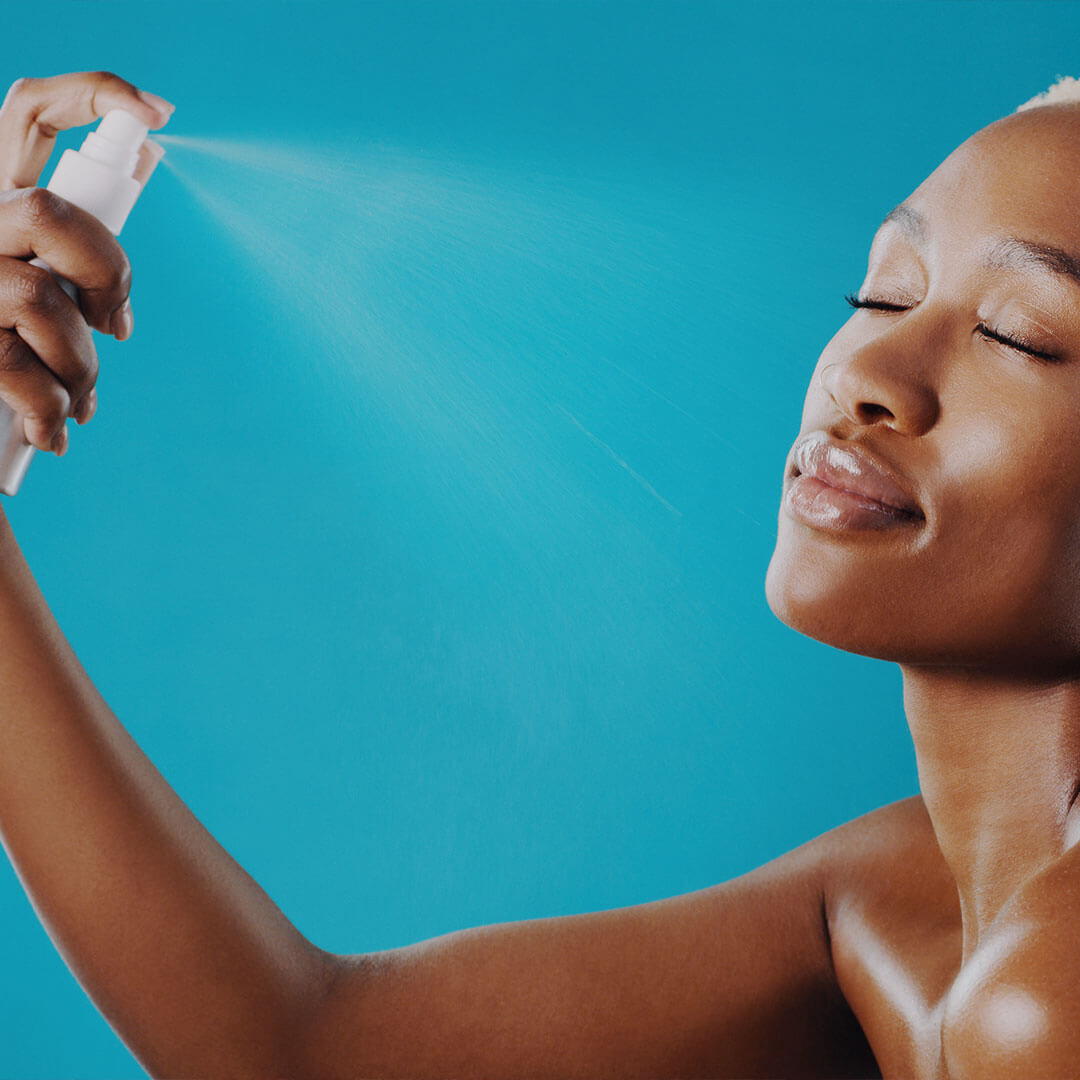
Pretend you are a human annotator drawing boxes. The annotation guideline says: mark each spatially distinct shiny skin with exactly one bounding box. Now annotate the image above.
[768,102,1080,1076]
[1,71,1078,1078]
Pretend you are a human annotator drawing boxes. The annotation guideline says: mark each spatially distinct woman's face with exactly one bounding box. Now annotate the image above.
[765,104,1080,675]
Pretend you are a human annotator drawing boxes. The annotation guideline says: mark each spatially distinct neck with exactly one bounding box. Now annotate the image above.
[901,664,1080,960]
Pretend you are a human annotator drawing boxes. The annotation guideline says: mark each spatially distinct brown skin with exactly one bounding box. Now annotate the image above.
[2,70,1077,1078]
[768,101,1080,1074]
[0,71,879,1080]
[0,72,167,449]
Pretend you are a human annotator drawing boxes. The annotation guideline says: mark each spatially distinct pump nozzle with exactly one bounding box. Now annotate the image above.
[78,109,150,178]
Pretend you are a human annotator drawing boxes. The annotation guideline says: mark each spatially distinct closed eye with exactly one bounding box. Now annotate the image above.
[844,292,909,314]
[843,292,1063,364]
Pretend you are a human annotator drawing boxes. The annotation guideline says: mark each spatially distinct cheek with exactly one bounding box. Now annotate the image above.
[921,429,1080,633]
[939,415,1079,558]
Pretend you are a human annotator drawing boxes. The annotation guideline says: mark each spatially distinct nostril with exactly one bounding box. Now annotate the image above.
[858,403,894,422]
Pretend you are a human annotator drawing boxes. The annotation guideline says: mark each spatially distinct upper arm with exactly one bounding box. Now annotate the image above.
[298,828,879,1079]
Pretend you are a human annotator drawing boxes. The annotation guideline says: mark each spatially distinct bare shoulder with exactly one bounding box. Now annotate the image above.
[797,793,945,899]
[814,792,936,857]
[812,793,963,959]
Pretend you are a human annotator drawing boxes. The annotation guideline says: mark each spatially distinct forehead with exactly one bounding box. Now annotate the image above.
[900,106,1080,249]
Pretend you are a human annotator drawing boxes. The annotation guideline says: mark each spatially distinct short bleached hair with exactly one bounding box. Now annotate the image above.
[1016,75,1080,112]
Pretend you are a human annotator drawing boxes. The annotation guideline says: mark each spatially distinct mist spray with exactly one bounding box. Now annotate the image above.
[0,109,158,495]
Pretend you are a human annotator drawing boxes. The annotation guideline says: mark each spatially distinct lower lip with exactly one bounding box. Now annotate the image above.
[784,473,924,532]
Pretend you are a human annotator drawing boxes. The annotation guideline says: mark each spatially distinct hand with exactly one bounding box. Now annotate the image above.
[0,72,174,455]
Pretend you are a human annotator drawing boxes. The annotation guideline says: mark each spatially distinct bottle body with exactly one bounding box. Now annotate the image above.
[0,397,34,496]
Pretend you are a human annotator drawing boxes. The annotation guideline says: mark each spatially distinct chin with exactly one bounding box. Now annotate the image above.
[764,533,932,664]
[764,536,1079,672]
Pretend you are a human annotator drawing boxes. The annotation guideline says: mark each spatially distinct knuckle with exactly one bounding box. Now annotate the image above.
[19,186,68,229]
[0,331,31,375]
[89,71,138,102]
[3,77,37,107]
[11,264,59,312]
[27,391,68,430]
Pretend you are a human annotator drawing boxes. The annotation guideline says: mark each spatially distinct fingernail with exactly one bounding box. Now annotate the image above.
[137,90,176,118]
[51,425,68,455]
[111,300,133,341]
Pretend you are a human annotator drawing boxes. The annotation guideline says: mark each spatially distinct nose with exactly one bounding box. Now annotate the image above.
[818,318,940,436]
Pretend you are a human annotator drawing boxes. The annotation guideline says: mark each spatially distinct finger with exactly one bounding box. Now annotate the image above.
[73,384,96,425]
[134,138,165,188]
[0,255,97,410]
[0,187,130,335]
[23,412,68,456]
[0,252,97,452]
[0,324,77,454]
[0,72,175,190]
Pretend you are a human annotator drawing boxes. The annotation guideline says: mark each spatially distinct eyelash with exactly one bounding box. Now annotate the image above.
[843,292,1064,364]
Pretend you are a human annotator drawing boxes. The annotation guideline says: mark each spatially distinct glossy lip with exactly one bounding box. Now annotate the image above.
[786,432,925,519]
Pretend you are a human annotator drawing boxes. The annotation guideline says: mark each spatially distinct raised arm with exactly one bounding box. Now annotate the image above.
[0,494,876,1080]
[0,501,878,1077]
[0,71,880,1080]
[0,506,335,1074]
[0,72,337,1076]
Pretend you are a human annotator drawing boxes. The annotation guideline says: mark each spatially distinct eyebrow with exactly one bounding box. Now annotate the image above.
[878,203,1080,293]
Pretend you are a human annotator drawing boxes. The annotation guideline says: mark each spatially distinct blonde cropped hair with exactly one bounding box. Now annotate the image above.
[1016,75,1080,112]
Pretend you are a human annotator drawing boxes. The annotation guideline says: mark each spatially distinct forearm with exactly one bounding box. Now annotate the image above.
[0,508,333,1076]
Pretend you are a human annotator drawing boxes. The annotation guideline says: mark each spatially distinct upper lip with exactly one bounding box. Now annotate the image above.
[788,432,925,518]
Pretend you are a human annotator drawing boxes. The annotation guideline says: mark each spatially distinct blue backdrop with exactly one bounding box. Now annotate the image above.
[0,1,1069,1074]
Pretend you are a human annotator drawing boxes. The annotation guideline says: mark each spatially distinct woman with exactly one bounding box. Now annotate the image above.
[0,68,1074,1079]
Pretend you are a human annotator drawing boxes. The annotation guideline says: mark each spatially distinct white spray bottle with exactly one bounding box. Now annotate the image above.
[0,109,158,495]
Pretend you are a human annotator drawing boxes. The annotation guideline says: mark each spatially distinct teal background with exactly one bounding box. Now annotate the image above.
[0,0,1069,1073]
